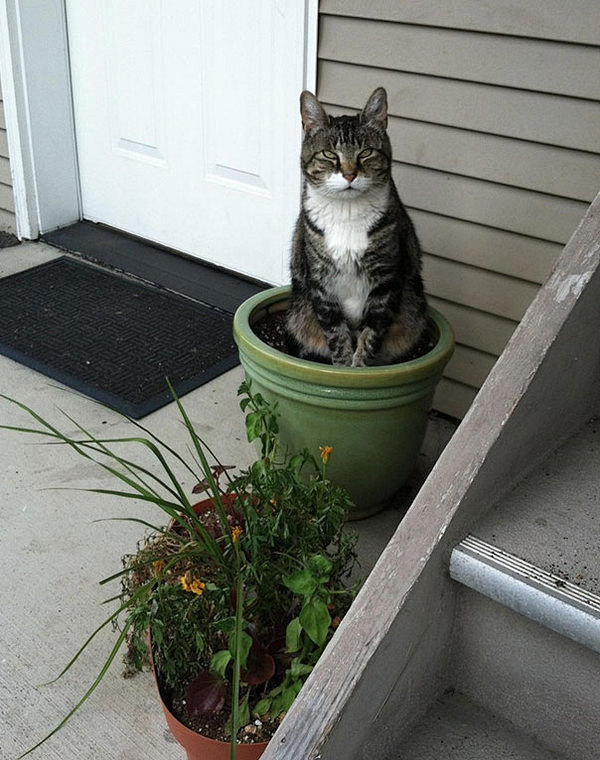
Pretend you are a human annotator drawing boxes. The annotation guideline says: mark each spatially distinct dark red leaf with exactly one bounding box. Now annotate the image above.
[185,671,226,717]
[192,480,210,495]
[241,637,276,686]
[192,465,235,494]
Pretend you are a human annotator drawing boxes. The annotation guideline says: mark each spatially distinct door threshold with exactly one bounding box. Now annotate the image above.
[42,221,267,315]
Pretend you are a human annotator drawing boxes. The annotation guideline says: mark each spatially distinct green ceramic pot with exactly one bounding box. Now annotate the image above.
[233,287,454,520]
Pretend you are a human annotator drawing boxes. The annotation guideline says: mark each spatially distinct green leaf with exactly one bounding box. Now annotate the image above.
[288,454,305,473]
[299,598,331,648]
[151,624,163,648]
[285,617,302,653]
[245,412,263,442]
[238,694,250,728]
[210,650,232,679]
[281,685,298,712]
[254,698,272,717]
[290,660,313,678]
[270,695,284,720]
[283,568,317,598]
[250,459,267,479]
[308,554,332,581]
[229,629,253,669]
[214,617,236,634]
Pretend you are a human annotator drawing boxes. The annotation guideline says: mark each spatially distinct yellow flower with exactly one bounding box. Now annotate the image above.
[231,526,243,543]
[180,573,206,596]
[152,560,164,577]
[189,579,206,596]
[319,445,333,464]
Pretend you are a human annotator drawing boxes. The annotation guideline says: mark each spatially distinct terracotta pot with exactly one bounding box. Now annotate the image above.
[149,634,268,760]
[157,690,268,760]
[233,286,455,519]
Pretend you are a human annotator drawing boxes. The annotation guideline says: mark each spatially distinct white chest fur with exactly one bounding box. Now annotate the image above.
[305,184,388,265]
[332,265,371,325]
[305,184,390,325]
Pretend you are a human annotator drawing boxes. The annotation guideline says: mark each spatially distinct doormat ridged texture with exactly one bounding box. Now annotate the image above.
[0,257,239,417]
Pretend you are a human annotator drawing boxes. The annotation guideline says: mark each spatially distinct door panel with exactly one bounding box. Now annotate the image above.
[66,0,309,284]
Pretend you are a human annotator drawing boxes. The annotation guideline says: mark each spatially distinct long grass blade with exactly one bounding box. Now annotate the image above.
[51,409,189,507]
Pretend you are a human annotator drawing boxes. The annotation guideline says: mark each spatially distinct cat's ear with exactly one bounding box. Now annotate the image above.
[300,91,329,134]
[360,87,388,130]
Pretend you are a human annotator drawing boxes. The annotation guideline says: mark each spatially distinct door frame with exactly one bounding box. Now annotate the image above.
[0,0,318,243]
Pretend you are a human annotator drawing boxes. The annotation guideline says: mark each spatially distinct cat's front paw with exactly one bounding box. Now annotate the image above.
[332,353,353,366]
[351,351,367,367]
[329,331,354,366]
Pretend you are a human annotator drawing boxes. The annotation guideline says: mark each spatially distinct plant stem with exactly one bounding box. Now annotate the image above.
[230,549,244,760]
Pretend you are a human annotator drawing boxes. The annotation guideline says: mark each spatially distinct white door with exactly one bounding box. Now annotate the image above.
[65,1,312,285]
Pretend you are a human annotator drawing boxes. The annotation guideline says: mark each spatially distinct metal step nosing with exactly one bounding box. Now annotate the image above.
[450,535,600,655]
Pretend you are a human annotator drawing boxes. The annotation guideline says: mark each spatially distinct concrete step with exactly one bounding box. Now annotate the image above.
[471,417,600,597]
[394,691,568,759]
[447,586,600,760]
[442,420,600,760]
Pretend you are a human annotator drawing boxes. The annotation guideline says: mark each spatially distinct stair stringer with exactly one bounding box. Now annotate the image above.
[260,193,600,760]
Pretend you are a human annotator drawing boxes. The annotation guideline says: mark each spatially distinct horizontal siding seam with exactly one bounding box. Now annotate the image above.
[422,251,549,288]
[391,159,598,205]
[322,103,600,159]
[404,208,583,253]
[429,294,518,327]
[450,341,500,363]
[422,250,544,291]
[319,13,600,50]
[318,16,600,98]
[397,162,591,208]
[318,61,600,152]
[396,163,590,209]
[405,208,576,249]
[406,203,583,248]
[318,57,600,104]
[437,375,480,394]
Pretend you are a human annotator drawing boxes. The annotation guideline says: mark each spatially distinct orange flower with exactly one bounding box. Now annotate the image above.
[319,445,333,464]
[231,526,243,543]
[152,560,164,577]
[180,573,206,596]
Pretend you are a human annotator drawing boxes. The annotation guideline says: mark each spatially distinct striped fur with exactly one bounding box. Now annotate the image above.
[287,88,427,366]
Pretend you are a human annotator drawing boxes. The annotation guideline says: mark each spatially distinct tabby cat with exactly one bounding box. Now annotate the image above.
[286,87,427,366]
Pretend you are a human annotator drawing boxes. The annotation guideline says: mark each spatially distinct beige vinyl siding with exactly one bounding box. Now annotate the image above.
[320,0,600,45]
[0,79,16,233]
[317,4,600,418]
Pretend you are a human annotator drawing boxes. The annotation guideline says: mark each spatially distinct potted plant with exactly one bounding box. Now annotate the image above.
[2,382,359,760]
[233,287,455,519]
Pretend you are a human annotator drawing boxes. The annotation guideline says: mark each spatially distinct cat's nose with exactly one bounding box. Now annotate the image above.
[343,172,357,184]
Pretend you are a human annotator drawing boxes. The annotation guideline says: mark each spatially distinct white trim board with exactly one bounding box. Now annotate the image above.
[0,0,80,238]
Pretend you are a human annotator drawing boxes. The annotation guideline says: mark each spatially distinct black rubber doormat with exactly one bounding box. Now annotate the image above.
[0,257,239,418]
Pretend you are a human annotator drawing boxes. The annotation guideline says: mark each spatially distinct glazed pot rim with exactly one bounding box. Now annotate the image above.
[233,285,455,388]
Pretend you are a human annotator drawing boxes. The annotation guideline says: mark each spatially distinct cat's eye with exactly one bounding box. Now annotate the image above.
[321,150,338,161]
[358,149,374,160]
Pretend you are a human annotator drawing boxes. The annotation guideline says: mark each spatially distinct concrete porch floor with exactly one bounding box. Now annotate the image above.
[0,242,456,760]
